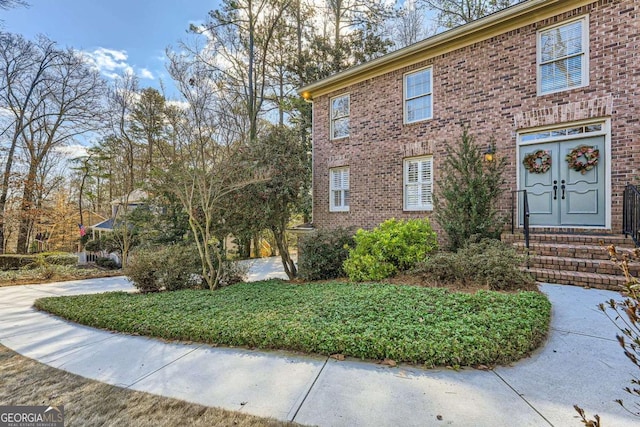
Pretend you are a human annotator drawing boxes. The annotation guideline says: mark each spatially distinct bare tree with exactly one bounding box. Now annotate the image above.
[186,0,292,145]
[420,0,518,29]
[388,0,434,49]
[162,53,267,290]
[0,33,105,253]
[14,45,105,253]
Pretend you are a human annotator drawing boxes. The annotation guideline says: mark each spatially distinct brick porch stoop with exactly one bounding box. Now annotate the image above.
[502,232,639,291]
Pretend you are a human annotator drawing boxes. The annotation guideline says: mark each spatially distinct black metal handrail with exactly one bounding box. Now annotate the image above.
[511,189,530,251]
[623,183,640,247]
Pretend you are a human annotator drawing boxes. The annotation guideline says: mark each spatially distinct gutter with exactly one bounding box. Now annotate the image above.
[299,0,591,99]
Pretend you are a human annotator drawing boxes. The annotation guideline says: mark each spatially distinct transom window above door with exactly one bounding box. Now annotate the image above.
[538,16,589,95]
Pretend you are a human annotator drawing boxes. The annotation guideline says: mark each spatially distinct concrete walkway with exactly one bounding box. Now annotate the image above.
[0,257,637,426]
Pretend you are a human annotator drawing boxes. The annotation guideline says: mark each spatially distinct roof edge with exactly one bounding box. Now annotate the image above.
[298,0,591,98]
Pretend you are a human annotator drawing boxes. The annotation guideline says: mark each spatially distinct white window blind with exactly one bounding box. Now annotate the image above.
[404,156,433,211]
[330,167,350,212]
[539,19,588,94]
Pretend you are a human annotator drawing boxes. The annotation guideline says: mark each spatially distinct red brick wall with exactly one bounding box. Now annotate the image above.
[311,0,639,234]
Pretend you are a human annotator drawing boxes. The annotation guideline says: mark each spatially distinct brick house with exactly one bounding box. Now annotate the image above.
[298,0,639,287]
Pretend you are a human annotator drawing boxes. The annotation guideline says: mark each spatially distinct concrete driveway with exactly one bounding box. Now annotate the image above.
[0,258,637,426]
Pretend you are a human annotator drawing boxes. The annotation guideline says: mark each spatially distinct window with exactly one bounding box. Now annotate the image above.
[404,156,433,211]
[329,167,350,212]
[538,17,588,95]
[404,67,432,123]
[330,94,349,139]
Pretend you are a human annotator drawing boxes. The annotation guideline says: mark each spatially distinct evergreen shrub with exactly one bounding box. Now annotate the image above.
[298,227,354,281]
[414,238,535,291]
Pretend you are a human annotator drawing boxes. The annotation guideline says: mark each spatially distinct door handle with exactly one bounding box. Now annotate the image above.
[553,180,558,200]
[561,180,566,200]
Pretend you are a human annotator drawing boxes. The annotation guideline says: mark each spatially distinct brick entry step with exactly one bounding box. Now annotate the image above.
[502,232,639,291]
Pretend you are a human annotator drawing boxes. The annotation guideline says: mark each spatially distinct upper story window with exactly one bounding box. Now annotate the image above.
[329,167,350,212]
[538,17,589,95]
[404,67,432,124]
[403,156,433,211]
[330,94,350,139]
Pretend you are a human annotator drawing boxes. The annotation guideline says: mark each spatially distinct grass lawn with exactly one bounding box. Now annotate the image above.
[35,280,551,367]
[0,344,301,427]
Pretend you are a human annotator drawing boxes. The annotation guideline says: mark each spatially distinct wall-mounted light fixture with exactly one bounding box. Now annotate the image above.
[301,91,313,103]
[484,145,495,162]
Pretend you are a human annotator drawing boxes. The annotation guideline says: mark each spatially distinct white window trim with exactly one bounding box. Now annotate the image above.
[403,66,433,124]
[403,156,434,211]
[329,166,350,212]
[537,15,589,96]
[330,94,350,140]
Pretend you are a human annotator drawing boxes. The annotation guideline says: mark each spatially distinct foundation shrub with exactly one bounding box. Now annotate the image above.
[298,227,355,281]
[344,218,438,281]
[415,238,535,291]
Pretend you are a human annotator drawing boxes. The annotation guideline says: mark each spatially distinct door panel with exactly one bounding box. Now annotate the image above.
[520,142,559,226]
[519,135,605,227]
[559,136,605,226]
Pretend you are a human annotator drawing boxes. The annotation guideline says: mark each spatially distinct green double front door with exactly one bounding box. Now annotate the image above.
[519,135,606,227]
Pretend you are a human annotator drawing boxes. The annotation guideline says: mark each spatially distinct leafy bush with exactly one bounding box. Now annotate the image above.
[0,255,36,270]
[40,252,77,266]
[96,257,119,270]
[343,218,438,281]
[218,260,248,287]
[0,264,121,285]
[125,245,202,292]
[414,238,535,291]
[298,227,354,281]
[84,239,104,253]
[434,127,507,251]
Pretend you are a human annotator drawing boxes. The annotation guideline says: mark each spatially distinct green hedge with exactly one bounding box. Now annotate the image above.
[0,255,37,270]
[0,252,77,271]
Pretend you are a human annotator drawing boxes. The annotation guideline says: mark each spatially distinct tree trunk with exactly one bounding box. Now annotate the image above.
[272,225,296,279]
[16,163,38,254]
[0,123,22,254]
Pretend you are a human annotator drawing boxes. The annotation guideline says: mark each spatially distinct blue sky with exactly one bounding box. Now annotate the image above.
[2,0,219,97]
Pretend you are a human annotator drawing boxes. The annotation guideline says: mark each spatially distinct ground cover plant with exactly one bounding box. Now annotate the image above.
[35,281,551,367]
[0,344,301,427]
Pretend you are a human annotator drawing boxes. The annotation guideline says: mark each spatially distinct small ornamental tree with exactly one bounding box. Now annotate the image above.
[434,127,507,251]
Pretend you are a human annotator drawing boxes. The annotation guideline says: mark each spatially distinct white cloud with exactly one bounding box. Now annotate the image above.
[166,100,189,110]
[82,47,134,79]
[138,68,154,80]
[54,144,88,159]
